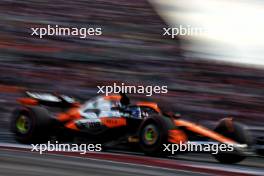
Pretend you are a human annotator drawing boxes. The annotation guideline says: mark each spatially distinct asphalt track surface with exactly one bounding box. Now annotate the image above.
[0,149,202,176]
[0,128,264,176]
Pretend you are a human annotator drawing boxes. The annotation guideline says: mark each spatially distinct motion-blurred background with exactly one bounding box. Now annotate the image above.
[0,0,264,138]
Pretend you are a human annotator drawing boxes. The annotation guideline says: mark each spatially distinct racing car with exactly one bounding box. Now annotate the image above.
[10,92,253,163]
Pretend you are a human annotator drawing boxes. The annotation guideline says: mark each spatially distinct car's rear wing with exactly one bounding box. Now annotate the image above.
[17,91,80,107]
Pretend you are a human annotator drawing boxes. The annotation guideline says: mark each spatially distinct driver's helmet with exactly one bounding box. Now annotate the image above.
[119,93,130,106]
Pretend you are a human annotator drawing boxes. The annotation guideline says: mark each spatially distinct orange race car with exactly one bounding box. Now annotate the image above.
[10,92,253,163]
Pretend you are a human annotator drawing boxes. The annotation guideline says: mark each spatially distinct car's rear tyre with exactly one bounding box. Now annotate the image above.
[213,118,252,164]
[138,115,174,156]
[11,106,53,144]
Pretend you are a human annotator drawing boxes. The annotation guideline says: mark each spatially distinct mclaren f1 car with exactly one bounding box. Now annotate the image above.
[10,92,253,163]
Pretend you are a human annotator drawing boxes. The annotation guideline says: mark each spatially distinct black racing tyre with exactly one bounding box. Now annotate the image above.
[138,115,174,156]
[10,106,53,144]
[213,118,252,164]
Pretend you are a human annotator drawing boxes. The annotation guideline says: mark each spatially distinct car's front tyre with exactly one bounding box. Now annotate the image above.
[213,118,252,164]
